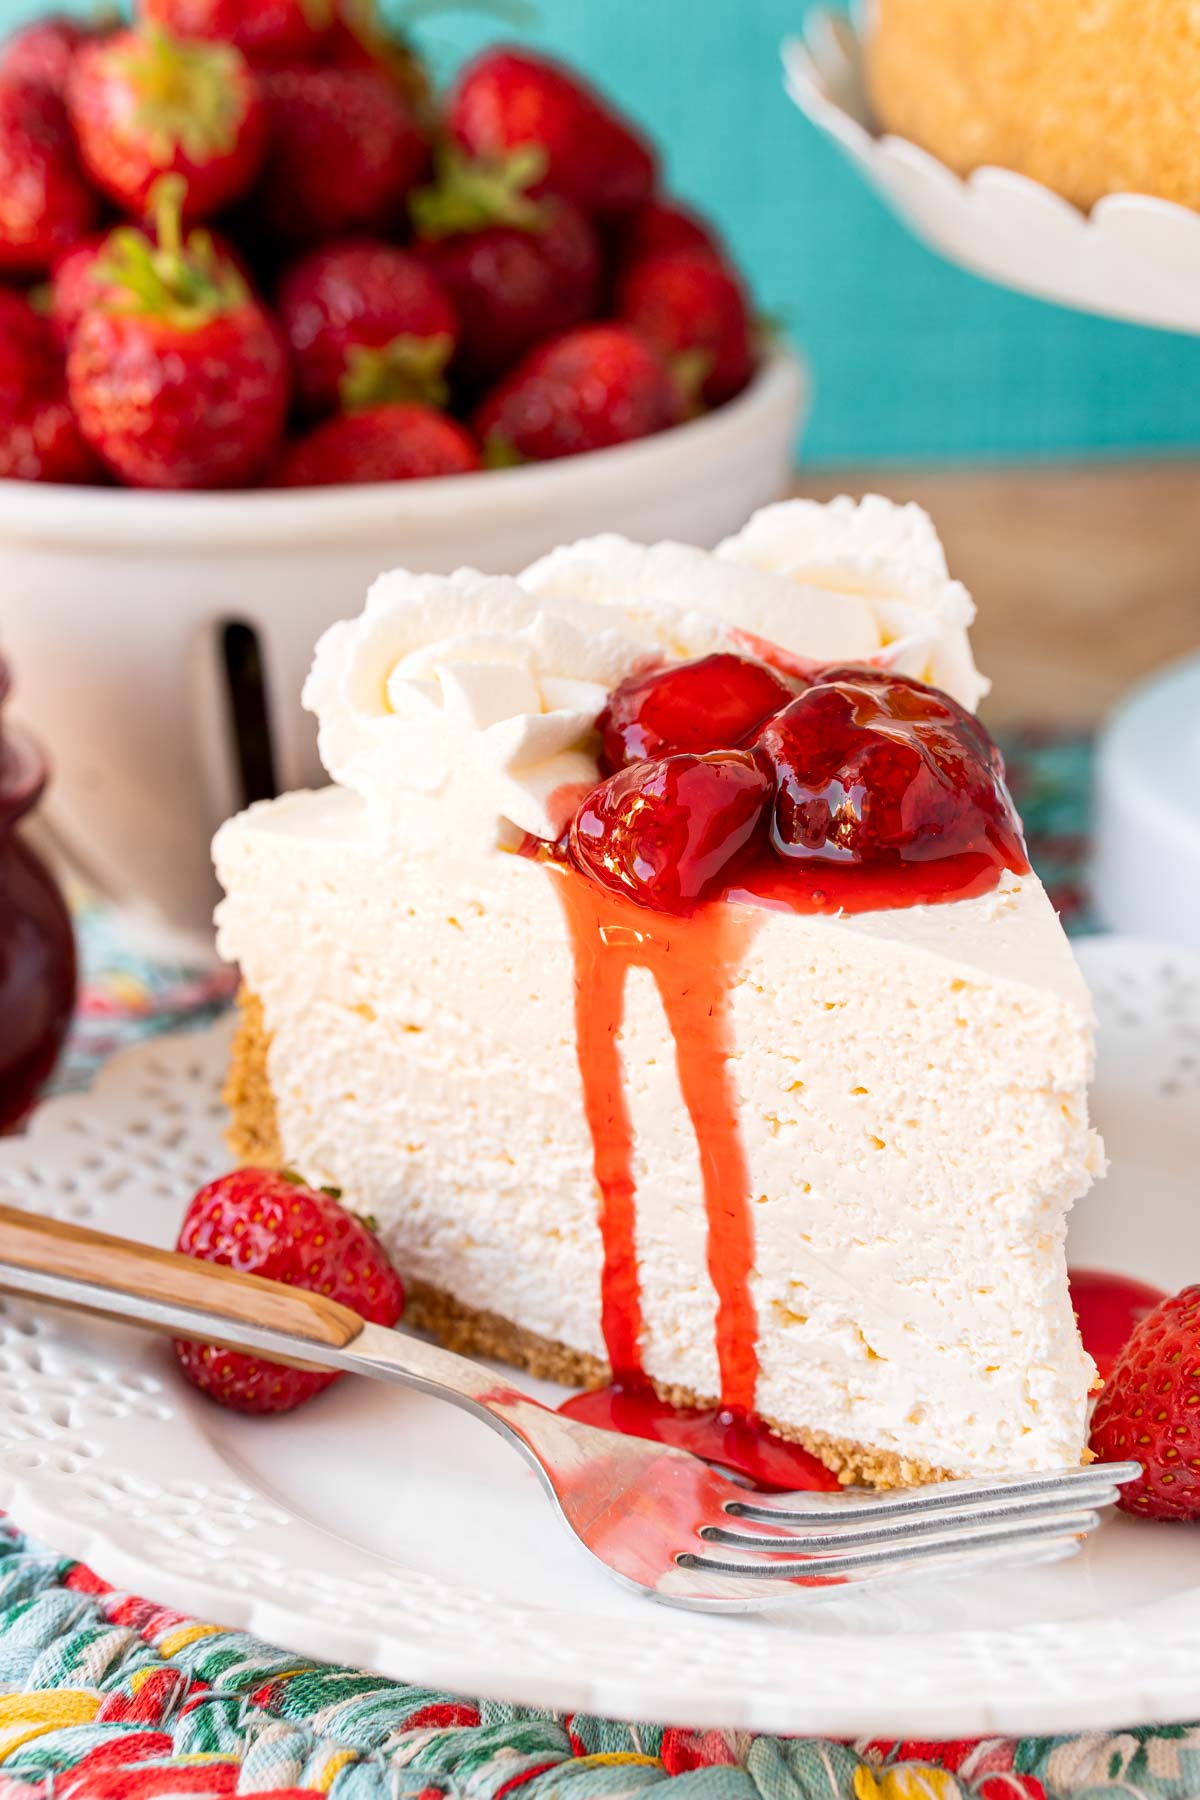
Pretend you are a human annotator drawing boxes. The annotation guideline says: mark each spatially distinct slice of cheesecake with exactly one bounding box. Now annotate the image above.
[214,497,1100,1486]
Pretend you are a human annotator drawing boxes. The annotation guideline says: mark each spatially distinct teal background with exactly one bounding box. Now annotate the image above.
[10,0,1200,465]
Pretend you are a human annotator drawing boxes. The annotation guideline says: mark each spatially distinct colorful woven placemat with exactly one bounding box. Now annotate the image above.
[13,733,1194,1800]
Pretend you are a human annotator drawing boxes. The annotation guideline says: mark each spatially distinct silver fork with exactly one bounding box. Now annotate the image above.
[0,1203,1138,1613]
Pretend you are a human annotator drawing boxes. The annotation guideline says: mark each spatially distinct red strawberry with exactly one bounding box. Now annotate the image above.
[570,750,771,911]
[67,27,267,223]
[0,78,98,275]
[325,1,432,121]
[1089,1284,1200,1520]
[0,287,98,482]
[411,145,601,388]
[617,250,755,408]
[277,402,479,486]
[67,184,289,488]
[49,218,250,345]
[599,653,795,772]
[174,1166,405,1414]
[448,47,656,218]
[278,239,457,416]
[1071,1268,1167,1382]
[254,65,428,246]
[474,323,682,464]
[610,196,727,271]
[47,235,115,343]
[1,15,108,96]
[138,0,335,67]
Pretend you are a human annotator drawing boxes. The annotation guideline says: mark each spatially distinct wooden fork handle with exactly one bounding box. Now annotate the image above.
[0,1202,365,1349]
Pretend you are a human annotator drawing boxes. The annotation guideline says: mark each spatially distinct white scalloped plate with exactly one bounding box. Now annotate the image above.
[0,936,1197,1737]
[783,11,1200,335]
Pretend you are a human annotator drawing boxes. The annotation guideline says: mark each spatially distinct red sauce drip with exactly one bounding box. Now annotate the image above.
[560,1381,840,1493]
[553,866,759,1410]
[1070,1267,1167,1381]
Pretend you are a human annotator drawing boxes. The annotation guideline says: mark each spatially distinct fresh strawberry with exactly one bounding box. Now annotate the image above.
[325,0,432,121]
[0,78,98,275]
[46,235,114,343]
[67,181,288,488]
[1,15,108,96]
[138,0,334,67]
[0,287,98,482]
[411,145,601,388]
[616,250,754,408]
[68,26,267,223]
[1090,1284,1200,1520]
[278,239,457,415]
[49,218,250,344]
[253,64,428,245]
[570,750,771,911]
[448,46,656,218]
[278,402,479,485]
[610,196,727,271]
[474,323,682,464]
[174,1166,405,1414]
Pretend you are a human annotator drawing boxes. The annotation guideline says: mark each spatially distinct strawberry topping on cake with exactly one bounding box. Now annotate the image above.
[545,651,1028,917]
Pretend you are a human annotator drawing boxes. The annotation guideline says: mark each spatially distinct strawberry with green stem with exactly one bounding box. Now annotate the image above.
[67,175,289,489]
[278,239,458,416]
[473,323,682,465]
[411,143,600,388]
[616,249,755,410]
[68,24,267,222]
[448,44,656,218]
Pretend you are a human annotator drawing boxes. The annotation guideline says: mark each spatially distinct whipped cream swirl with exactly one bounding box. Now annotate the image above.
[304,500,987,850]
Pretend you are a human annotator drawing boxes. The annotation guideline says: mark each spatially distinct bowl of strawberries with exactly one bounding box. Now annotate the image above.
[0,2,802,946]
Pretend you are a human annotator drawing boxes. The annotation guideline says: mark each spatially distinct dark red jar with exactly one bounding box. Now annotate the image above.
[0,657,76,1131]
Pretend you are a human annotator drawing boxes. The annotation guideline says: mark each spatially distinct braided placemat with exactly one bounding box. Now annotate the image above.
[10,733,1193,1798]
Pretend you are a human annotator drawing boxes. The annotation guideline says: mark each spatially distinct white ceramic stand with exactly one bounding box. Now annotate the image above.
[782,12,1200,336]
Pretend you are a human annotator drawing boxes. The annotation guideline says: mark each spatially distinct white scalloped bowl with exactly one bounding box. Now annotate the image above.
[783,13,1200,336]
[0,348,804,950]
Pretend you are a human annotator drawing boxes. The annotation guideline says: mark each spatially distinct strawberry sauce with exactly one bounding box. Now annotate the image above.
[553,867,758,1409]
[1069,1268,1167,1381]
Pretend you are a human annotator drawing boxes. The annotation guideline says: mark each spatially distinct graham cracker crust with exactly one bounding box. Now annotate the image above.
[225,985,955,1489]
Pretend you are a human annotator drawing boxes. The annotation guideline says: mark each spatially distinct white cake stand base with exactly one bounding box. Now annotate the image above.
[1093,655,1200,948]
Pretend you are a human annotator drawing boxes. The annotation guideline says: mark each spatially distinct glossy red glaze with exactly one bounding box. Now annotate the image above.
[753,666,1028,872]
[553,866,761,1412]
[560,1382,840,1493]
[0,661,76,1131]
[1070,1267,1168,1382]
[597,652,795,772]
[569,749,769,911]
